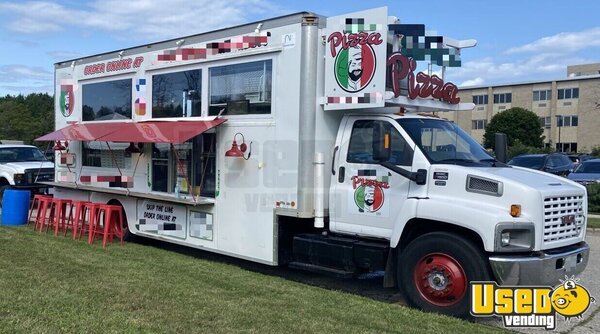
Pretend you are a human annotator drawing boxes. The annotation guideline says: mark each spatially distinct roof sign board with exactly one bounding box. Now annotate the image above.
[323,7,388,110]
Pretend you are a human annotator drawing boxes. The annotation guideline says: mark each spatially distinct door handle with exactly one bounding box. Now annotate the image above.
[331,146,339,175]
[338,166,345,183]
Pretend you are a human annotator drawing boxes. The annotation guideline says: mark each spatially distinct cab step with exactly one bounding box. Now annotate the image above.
[291,233,389,276]
[288,261,355,278]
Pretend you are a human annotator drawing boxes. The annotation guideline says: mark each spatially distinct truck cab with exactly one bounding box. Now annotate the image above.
[0,144,55,206]
[290,112,588,317]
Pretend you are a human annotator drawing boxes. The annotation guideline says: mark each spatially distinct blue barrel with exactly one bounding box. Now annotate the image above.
[1,189,31,225]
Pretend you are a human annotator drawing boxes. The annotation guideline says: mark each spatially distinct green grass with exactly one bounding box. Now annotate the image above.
[588,217,600,228]
[0,226,507,334]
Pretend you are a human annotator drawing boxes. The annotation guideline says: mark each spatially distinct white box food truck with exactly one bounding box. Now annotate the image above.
[39,7,589,317]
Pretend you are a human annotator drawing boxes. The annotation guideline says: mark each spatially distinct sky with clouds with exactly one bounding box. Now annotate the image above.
[0,0,599,96]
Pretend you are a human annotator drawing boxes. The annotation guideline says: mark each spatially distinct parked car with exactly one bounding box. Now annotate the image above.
[507,153,574,176]
[568,154,593,168]
[0,144,55,207]
[567,158,600,185]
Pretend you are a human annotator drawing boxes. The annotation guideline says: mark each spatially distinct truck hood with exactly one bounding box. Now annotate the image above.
[1,161,54,173]
[476,166,584,193]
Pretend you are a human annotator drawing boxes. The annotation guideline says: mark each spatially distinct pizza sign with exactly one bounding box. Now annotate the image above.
[328,32,382,93]
[351,171,390,215]
[323,7,387,110]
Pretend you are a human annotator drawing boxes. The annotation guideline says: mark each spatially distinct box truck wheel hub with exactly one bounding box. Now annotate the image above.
[414,253,467,306]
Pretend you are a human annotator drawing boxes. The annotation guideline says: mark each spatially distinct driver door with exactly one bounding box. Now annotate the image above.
[330,117,414,239]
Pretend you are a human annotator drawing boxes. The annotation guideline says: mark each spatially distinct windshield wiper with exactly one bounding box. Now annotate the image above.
[436,158,478,164]
[479,158,511,167]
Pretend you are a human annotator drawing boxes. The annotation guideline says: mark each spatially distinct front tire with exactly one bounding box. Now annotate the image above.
[398,231,490,318]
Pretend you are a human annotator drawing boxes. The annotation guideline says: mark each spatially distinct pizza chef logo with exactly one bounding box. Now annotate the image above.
[352,170,389,213]
[60,84,74,117]
[327,28,382,93]
[471,276,595,330]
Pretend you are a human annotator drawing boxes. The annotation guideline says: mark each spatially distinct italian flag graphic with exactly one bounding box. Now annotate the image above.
[354,185,384,213]
[59,85,74,117]
[334,44,376,93]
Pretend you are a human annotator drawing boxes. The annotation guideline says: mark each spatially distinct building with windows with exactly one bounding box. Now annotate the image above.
[446,64,600,153]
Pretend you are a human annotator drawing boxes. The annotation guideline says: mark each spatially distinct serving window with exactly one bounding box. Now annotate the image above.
[82,79,132,121]
[151,133,216,197]
[152,69,202,118]
[209,59,272,116]
[82,141,132,169]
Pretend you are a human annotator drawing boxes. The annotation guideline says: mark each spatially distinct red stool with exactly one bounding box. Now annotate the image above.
[28,194,53,226]
[49,198,72,236]
[31,195,53,229]
[83,203,103,244]
[35,196,55,233]
[65,200,91,239]
[89,204,124,248]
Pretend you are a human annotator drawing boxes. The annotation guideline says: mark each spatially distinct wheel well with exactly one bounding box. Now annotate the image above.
[0,178,9,186]
[106,199,128,225]
[399,218,485,253]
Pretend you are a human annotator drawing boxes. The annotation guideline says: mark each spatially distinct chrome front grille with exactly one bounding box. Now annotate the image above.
[543,195,584,244]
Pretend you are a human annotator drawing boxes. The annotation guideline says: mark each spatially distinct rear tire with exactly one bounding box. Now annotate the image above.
[398,231,490,318]
[107,200,135,242]
[118,204,135,242]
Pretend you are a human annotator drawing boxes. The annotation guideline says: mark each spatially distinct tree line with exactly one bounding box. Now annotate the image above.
[0,93,54,147]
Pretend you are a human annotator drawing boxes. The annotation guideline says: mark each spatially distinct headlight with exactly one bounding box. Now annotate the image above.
[501,232,511,246]
[495,223,534,252]
[13,173,25,184]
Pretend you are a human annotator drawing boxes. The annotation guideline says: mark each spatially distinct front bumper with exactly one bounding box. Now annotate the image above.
[488,242,589,286]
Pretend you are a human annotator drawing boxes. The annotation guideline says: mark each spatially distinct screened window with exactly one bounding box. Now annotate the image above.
[347,120,413,166]
[472,95,488,105]
[471,119,487,130]
[152,69,201,118]
[493,93,512,104]
[558,88,579,100]
[82,79,132,121]
[82,141,132,168]
[209,60,272,115]
[533,90,551,101]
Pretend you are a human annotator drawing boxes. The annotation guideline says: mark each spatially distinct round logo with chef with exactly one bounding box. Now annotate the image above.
[334,45,376,93]
[60,85,74,117]
[354,184,384,213]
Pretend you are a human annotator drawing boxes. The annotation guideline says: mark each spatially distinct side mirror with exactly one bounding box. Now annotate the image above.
[373,122,391,162]
[494,133,508,163]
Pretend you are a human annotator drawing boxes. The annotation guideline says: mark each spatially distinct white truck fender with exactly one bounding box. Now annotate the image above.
[389,198,419,248]
[390,197,503,252]
[0,171,15,185]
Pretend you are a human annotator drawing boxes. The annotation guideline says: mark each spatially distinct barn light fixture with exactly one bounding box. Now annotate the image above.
[53,140,67,151]
[125,142,143,154]
[225,133,252,160]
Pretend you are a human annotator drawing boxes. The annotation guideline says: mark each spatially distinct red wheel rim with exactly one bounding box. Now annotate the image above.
[413,252,467,307]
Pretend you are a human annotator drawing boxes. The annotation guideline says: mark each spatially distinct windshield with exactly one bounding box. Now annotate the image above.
[398,118,494,165]
[0,147,47,163]
[574,161,600,173]
[507,156,544,169]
